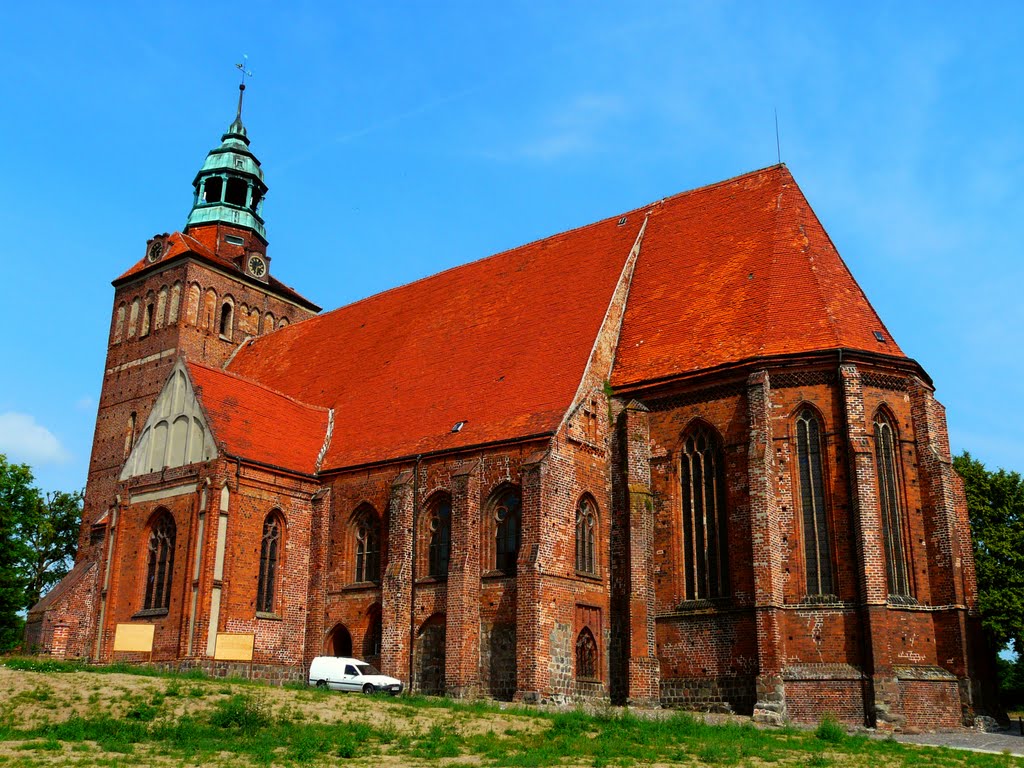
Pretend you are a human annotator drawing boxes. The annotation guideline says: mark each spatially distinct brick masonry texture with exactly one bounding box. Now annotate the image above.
[29,164,994,732]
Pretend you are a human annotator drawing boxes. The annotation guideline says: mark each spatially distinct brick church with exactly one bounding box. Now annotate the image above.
[27,89,992,729]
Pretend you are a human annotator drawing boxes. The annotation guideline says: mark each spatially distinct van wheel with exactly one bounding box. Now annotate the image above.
[362,683,375,694]
[316,680,327,688]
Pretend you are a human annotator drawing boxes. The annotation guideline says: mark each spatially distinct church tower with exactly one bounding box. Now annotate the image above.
[76,82,319,566]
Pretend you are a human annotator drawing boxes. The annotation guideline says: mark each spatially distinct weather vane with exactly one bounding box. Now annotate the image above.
[235,55,252,119]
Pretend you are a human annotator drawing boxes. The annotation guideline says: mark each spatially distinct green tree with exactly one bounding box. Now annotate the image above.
[953,451,1024,654]
[16,488,83,611]
[0,455,34,649]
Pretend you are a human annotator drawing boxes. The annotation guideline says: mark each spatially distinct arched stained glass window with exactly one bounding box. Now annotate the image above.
[494,489,521,574]
[144,512,176,611]
[875,412,911,597]
[355,508,380,583]
[428,498,451,578]
[796,408,833,595]
[679,423,729,600]
[576,627,598,680]
[575,497,597,574]
[256,514,282,613]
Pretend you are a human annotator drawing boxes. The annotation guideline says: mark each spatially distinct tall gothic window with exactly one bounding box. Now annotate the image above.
[144,512,176,611]
[875,411,911,597]
[354,507,380,583]
[427,497,451,578]
[796,408,833,595]
[576,627,598,680]
[575,496,597,574]
[256,513,282,613]
[494,488,521,574]
[679,423,729,600]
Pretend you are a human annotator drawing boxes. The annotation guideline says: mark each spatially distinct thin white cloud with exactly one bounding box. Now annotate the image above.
[488,93,627,162]
[0,412,71,465]
[74,396,95,412]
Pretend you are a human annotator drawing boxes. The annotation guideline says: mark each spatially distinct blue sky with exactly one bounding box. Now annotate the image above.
[0,1,1021,494]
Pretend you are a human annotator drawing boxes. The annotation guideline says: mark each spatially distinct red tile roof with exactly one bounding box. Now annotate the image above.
[187,360,330,475]
[611,165,902,386]
[228,216,646,469]
[213,165,902,473]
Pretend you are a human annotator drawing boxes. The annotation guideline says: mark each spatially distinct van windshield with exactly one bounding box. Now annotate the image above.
[355,663,380,676]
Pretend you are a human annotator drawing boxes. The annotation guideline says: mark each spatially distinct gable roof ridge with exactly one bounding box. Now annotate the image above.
[782,171,900,349]
[186,358,330,413]
[179,230,215,259]
[241,167,787,353]
[556,215,650,433]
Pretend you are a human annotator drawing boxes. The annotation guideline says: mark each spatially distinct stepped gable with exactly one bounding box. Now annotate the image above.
[612,165,904,387]
[187,360,330,475]
[228,215,645,470]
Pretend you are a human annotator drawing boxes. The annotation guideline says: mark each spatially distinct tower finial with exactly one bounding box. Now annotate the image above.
[235,55,252,119]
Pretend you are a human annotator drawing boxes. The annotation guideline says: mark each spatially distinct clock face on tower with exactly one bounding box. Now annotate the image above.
[147,240,164,262]
[248,255,267,277]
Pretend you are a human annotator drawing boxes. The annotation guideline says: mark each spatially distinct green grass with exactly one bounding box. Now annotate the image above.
[1,661,1022,767]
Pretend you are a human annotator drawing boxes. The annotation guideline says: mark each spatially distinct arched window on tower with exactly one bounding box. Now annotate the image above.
[796,407,833,596]
[203,177,223,203]
[219,301,234,340]
[140,301,155,337]
[144,511,176,612]
[874,410,912,597]
[354,506,381,583]
[256,513,282,614]
[575,627,598,680]
[123,411,137,460]
[679,422,729,600]
[493,488,521,574]
[225,177,248,206]
[575,496,597,575]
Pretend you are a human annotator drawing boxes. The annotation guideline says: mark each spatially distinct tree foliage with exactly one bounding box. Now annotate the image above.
[0,454,83,651]
[953,451,1024,655]
[0,455,34,649]
[17,488,83,611]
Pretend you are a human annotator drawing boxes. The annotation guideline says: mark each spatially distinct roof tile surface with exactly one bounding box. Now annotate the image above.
[212,165,901,472]
[187,360,330,475]
[228,216,645,469]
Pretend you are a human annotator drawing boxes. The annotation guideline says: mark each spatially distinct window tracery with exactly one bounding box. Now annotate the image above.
[144,512,176,611]
[679,422,728,600]
[796,408,833,595]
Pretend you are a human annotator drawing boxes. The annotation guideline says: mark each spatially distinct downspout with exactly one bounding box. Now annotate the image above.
[409,454,421,688]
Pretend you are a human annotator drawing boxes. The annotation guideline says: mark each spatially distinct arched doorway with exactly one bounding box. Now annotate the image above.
[325,623,353,657]
[414,613,446,695]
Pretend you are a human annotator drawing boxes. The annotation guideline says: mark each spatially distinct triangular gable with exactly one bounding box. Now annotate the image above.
[120,359,217,480]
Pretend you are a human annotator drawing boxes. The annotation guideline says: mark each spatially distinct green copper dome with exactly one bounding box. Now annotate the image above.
[185,104,268,242]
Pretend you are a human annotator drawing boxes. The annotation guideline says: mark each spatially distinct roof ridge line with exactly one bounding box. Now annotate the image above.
[189,359,330,413]
[243,166,790,350]
[788,179,901,351]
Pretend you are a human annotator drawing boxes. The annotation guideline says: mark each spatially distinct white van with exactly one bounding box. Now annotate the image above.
[307,656,404,694]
